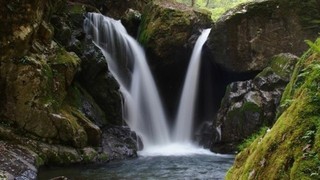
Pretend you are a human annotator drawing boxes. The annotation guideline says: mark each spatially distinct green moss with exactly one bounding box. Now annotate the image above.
[54,47,80,67]
[69,4,87,14]
[35,156,45,167]
[227,102,261,124]
[238,126,268,151]
[226,38,320,179]
[98,152,109,162]
[138,2,196,46]
[176,0,255,21]
[81,148,98,163]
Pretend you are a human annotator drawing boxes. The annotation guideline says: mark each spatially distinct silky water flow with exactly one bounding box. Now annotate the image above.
[84,13,213,156]
[37,13,235,180]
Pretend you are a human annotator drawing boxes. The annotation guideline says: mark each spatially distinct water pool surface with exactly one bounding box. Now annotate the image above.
[39,154,234,179]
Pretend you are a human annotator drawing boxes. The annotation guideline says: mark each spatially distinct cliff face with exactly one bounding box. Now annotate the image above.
[226,38,320,179]
[206,0,320,73]
[0,0,138,179]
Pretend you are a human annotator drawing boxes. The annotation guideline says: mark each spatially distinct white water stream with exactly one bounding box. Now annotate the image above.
[84,13,212,156]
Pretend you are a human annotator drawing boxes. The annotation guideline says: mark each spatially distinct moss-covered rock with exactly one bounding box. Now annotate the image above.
[226,38,320,179]
[0,0,138,177]
[137,1,212,117]
[206,0,320,73]
[0,41,95,148]
[209,53,298,153]
[81,147,99,163]
[138,1,212,66]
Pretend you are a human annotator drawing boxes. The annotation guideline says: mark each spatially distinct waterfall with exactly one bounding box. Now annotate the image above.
[84,13,212,155]
[173,29,211,142]
[84,13,170,146]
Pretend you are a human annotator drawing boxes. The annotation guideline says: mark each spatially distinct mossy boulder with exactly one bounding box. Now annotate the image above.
[137,1,212,117]
[0,41,101,148]
[210,53,298,153]
[138,1,212,66]
[206,0,320,73]
[226,38,320,179]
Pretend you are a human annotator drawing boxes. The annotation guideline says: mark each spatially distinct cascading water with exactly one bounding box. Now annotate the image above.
[84,13,212,156]
[84,13,170,147]
[173,29,211,142]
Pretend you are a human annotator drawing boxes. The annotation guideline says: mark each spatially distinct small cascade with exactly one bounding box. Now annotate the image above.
[84,13,212,155]
[84,13,170,146]
[173,29,211,142]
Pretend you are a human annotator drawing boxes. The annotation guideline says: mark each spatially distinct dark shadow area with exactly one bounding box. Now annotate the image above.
[194,52,260,132]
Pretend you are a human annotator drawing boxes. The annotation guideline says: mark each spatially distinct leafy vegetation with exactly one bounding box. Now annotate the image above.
[238,126,268,151]
[175,0,255,20]
[226,38,320,179]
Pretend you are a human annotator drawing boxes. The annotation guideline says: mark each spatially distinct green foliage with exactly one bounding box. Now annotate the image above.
[175,0,255,20]
[238,126,268,151]
[305,40,320,53]
[227,38,320,179]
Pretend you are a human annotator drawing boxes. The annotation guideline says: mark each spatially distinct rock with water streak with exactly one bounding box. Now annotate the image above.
[210,53,298,153]
[101,126,138,160]
[51,6,124,127]
[0,141,38,180]
[206,0,320,73]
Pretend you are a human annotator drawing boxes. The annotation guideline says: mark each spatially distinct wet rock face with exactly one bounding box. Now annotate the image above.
[0,0,45,60]
[0,142,38,180]
[103,0,147,19]
[210,53,298,153]
[51,8,123,126]
[0,1,137,174]
[70,0,147,19]
[206,0,320,73]
[101,126,138,160]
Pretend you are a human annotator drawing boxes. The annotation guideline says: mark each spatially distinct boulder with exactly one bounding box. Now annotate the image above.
[210,53,298,153]
[206,0,320,72]
[138,1,213,117]
[101,126,138,160]
[121,8,142,37]
[138,1,212,66]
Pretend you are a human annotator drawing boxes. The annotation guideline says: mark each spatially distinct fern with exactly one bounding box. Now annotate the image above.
[305,40,320,53]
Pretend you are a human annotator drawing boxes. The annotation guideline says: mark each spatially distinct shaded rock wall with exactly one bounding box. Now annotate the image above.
[209,54,298,153]
[50,7,123,126]
[0,0,138,178]
[206,0,320,73]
